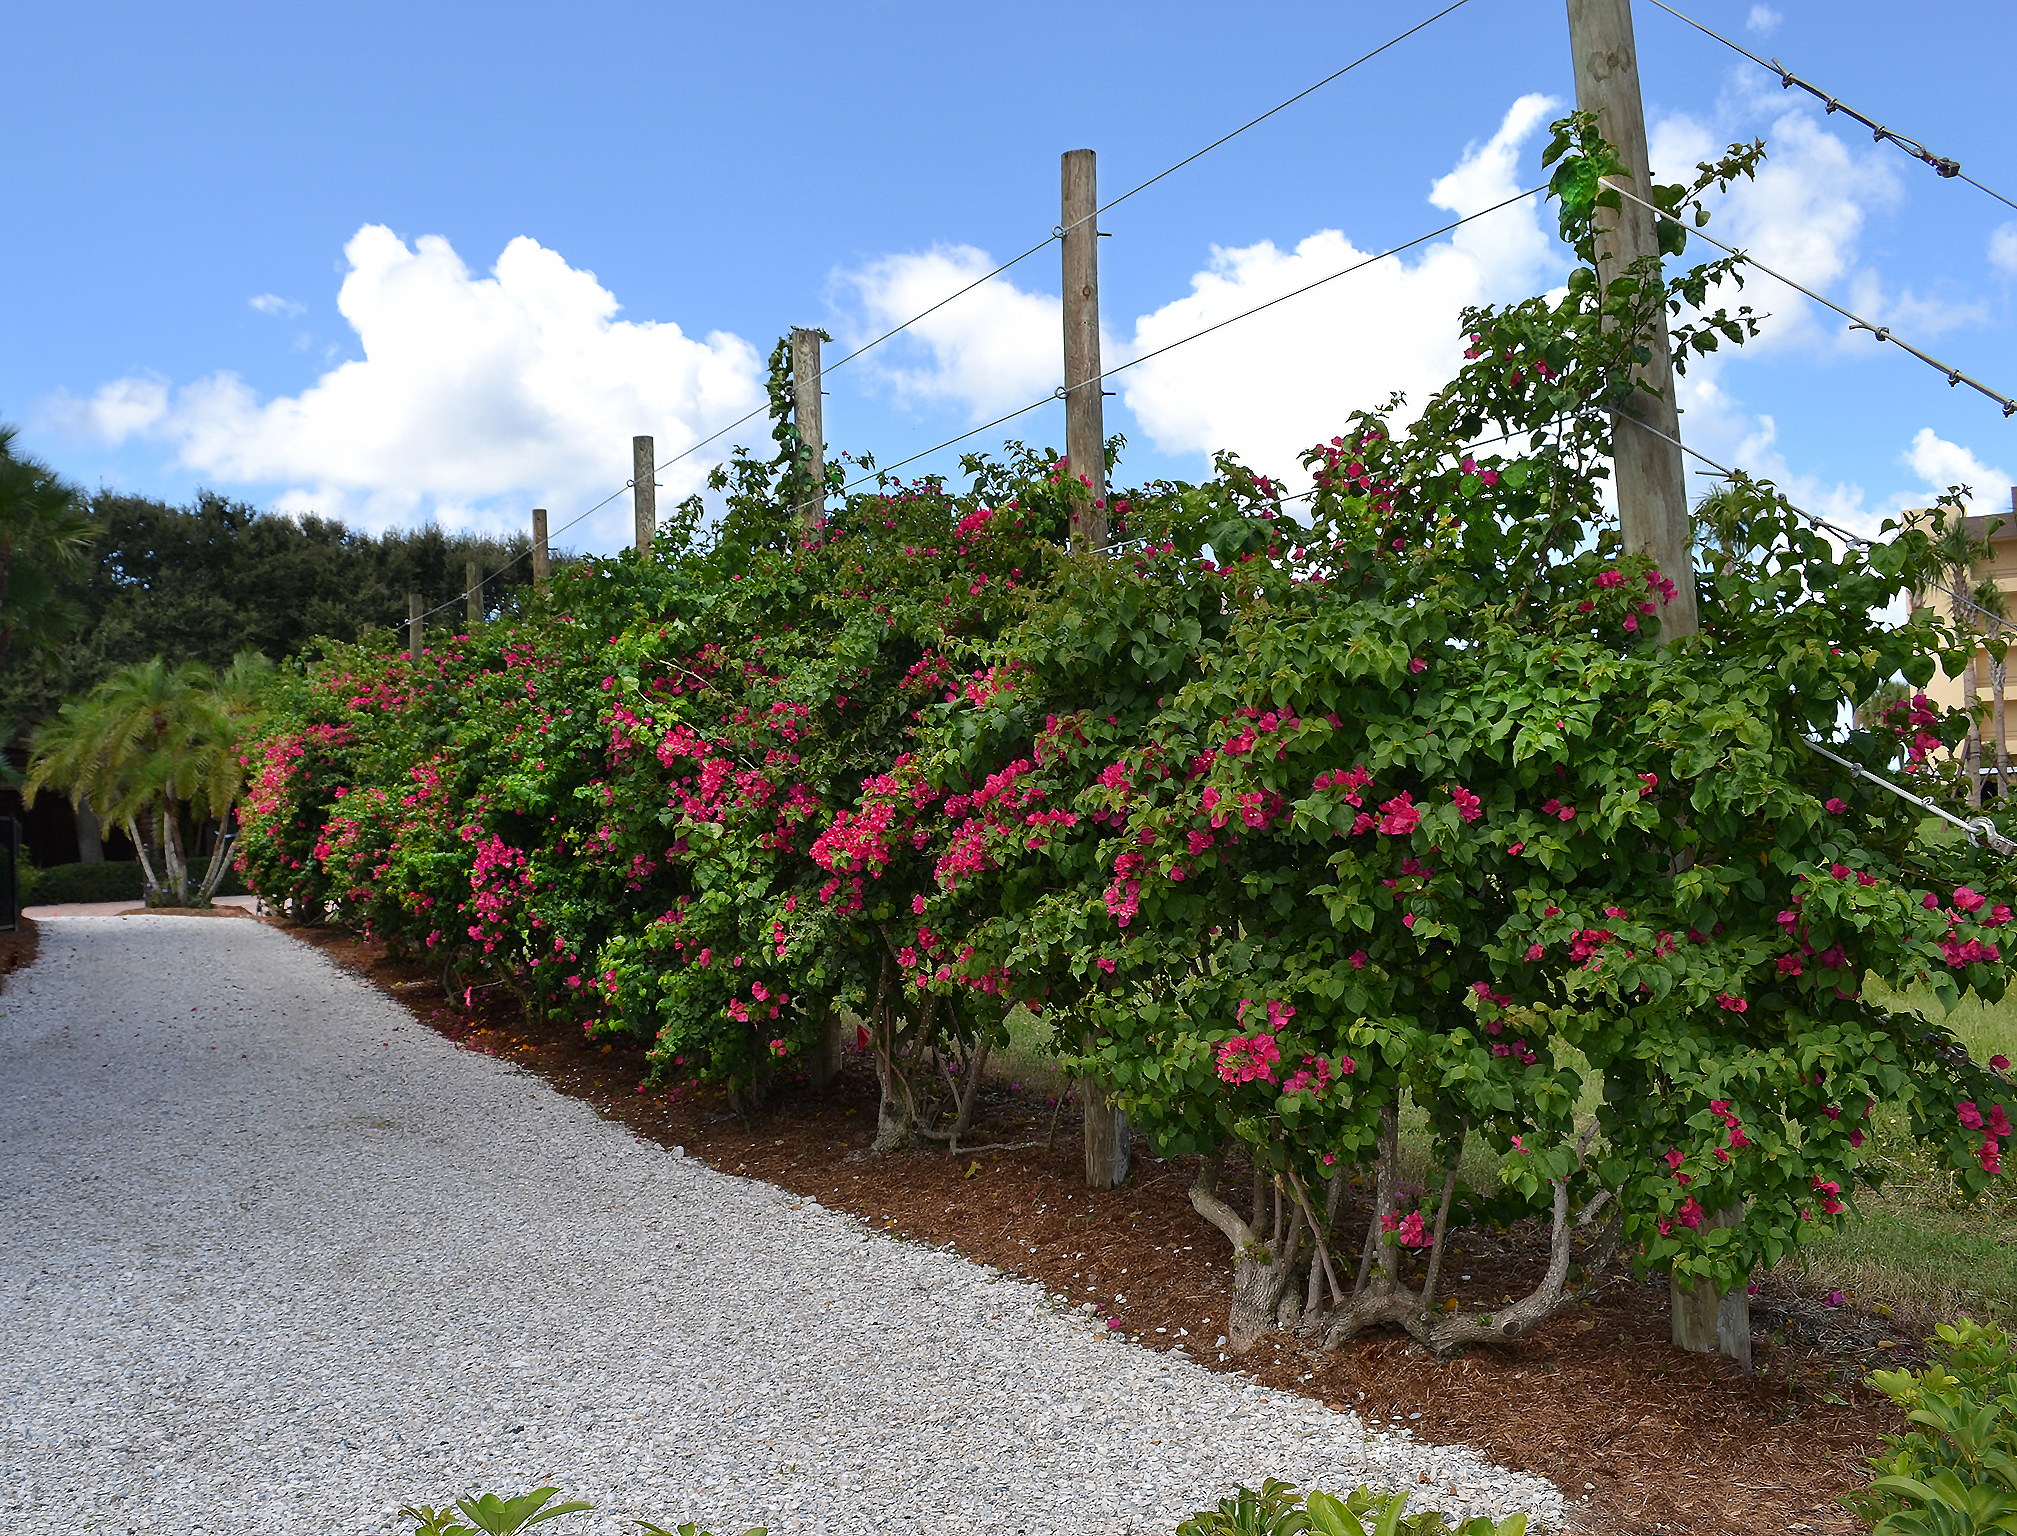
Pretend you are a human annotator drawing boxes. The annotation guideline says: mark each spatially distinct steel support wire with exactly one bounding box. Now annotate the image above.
[1802,737,2016,855]
[1603,177,2017,418]
[836,187,1545,502]
[1642,0,2017,214]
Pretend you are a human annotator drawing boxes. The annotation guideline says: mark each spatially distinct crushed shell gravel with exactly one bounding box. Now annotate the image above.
[0,917,1564,1534]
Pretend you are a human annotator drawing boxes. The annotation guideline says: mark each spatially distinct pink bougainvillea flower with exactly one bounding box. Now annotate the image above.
[1348,950,1368,969]
[1993,1055,2012,1071]
[1825,798,1848,814]
[1408,657,1428,674]
[1955,886,1989,913]
[1960,1102,1987,1129]
[1507,842,1524,856]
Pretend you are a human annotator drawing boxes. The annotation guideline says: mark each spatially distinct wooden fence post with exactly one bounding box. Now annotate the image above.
[466,559,482,629]
[408,592,422,657]
[1568,0,1697,638]
[1061,148,1108,552]
[790,328,826,535]
[532,509,550,589]
[1062,146,1129,1189]
[633,435,656,553]
[1568,0,1738,1364]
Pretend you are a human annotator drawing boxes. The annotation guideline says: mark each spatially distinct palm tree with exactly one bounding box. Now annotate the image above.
[1977,577,2015,802]
[26,654,270,906]
[1930,515,2001,806]
[0,424,96,668]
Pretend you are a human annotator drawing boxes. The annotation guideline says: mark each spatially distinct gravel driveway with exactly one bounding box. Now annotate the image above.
[0,917,1563,1535]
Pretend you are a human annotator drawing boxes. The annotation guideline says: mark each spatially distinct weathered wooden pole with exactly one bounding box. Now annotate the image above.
[1061,148,1108,553]
[1569,0,1738,1366]
[1062,146,1129,1189]
[465,559,482,629]
[790,328,826,536]
[633,435,656,553]
[1568,0,1698,641]
[407,592,423,657]
[532,508,550,589]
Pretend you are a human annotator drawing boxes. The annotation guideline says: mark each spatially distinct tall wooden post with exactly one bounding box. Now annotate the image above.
[790,328,826,535]
[1568,0,1698,641]
[1061,147,1128,1188]
[633,435,656,553]
[1061,148,1108,552]
[532,508,550,589]
[407,592,423,657]
[790,330,842,1084]
[465,560,482,629]
[1569,0,1734,1363]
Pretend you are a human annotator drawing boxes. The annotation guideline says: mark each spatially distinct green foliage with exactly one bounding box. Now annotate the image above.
[0,485,537,735]
[0,423,96,685]
[1851,1319,2017,1535]
[394,1488,594,1536]
[635,1522,768,1536]
[27,652,276,905]
[1175,1479,1530,1536]
[19,860,144,905]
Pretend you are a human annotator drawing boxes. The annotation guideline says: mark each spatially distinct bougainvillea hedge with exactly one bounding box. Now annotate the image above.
[236,116,2017,1355]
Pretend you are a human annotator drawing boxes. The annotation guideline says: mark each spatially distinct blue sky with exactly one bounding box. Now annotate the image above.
[7,0,2016,555]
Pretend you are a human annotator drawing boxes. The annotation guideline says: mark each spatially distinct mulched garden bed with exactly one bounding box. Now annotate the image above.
[277,917,1909,1536]
[0,915,37,989]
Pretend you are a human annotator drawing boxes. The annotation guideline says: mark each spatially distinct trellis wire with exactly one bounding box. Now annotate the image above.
[1641,0,2017,213]
[1601,177,2017,418]
[413,1,1485,625]
[1603,409,2017,856]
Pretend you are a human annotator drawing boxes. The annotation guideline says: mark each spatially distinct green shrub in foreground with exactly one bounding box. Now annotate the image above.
[391,1487,763,1536]
[389,1481,1530,1536]
[1177,1480,1529,1536]
[1850,1317,2017,1535]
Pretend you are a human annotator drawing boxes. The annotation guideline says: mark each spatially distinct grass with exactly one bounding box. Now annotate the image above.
[1765,978,2017,1328]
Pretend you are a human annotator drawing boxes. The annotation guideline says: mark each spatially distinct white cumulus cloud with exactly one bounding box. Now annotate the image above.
[249,293,306,319]
[1991,223,2017,277]
[1904,428,2013,512]
[835,246,1071,423]
[1119,93,1563,482]
[60,226,766,537]
[1746,6,1782,34]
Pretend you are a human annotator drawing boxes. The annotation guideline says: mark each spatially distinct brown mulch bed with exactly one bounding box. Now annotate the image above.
[116,905,252,917]
[272,917,1907,1536]
[0,914,37,989]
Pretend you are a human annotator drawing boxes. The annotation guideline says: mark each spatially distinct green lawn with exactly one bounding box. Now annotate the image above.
[1766,978,2017,1326]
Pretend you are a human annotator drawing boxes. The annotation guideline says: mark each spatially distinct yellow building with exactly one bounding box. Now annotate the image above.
[1910,489,2017,769]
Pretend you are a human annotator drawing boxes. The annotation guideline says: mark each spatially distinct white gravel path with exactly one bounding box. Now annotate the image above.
[0,917,1563,1535]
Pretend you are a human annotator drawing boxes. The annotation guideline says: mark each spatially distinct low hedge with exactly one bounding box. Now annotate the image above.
[20,860,250,906]
[22,861,143,904]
